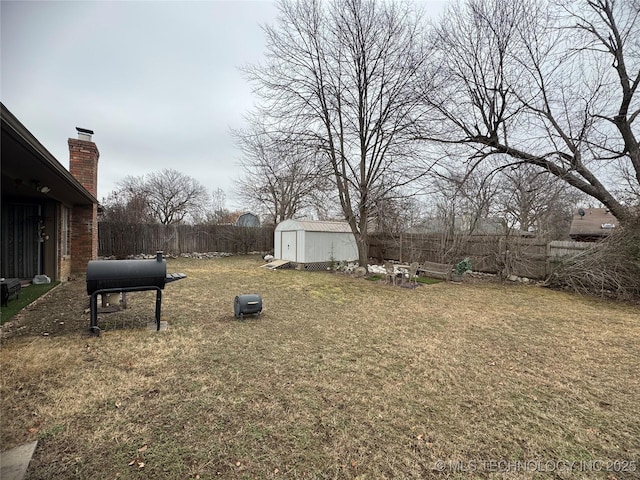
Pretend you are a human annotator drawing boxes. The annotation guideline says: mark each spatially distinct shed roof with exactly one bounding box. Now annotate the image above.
[275,219,353,233]
[569,208,618,239]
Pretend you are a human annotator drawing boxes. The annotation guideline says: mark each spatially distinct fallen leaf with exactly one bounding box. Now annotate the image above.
[137,462,145,468]
[274,468,279,474]
[128,460,136,466]
[28,428,38,433]
[137,444,148,453]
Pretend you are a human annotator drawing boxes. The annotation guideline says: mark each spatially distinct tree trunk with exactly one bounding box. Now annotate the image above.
[356,231,369,268]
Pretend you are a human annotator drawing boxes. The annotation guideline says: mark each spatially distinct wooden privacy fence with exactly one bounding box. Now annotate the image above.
[99,223,275,258]
[369,233,596,280]
[99,223,597,279]
[547,240,593,257]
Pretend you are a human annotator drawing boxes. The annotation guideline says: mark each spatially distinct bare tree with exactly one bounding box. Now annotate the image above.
[232,117,332,225]
[99,189,153,224]
[244,0,432,265]
[429,164,503,235]
[370,194,427,236]
[117,169,210,225]
[429,158,583,239]
[196,187,232,225]
[99,188,154,258]
[494,165,583,239]
[420,0,639,224]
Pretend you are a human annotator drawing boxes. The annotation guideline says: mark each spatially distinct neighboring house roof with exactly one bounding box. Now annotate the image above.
[1,102,97,206]
[569,208,618,239]
[275,219,353,233]
[236,212,260,227]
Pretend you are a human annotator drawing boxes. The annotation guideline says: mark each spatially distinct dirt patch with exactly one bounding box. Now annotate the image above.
[1,280,89,341]
[1,277,164,341]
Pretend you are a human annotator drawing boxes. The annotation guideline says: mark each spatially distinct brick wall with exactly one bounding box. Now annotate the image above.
[70,204,98,274]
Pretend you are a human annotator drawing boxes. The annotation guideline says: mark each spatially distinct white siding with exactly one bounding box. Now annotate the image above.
[274,219,358,263]
[304,232,358,262]
[274,230,282,259]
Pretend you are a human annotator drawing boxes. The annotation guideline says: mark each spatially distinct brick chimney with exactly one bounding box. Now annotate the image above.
[68,127,99,274]
[69,127,99,196]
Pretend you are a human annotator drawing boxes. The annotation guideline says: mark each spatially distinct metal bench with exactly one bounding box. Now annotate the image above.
[417,261,452,281]
[1,278,21,307]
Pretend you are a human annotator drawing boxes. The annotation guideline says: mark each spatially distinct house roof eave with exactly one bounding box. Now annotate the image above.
[1,103,98,206]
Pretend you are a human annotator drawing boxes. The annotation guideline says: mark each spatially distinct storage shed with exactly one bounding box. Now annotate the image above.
[274,219,358,265]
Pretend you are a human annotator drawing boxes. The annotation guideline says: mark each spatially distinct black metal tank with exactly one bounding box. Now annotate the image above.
[234,294,262,319]
[85,251,186,334]
[87,251,167,295]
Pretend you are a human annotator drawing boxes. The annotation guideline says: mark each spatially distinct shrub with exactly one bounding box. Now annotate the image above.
[454,258,472,275]
[545,216,640,301]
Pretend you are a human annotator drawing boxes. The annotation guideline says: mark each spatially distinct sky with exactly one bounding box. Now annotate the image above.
[1,0,448,208]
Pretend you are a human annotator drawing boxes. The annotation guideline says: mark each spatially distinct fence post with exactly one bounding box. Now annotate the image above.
[499,236,510,278]
[545,241,551,277]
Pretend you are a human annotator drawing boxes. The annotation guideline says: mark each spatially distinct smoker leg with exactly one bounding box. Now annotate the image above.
[90,292,100,334]
[155,289,162,331]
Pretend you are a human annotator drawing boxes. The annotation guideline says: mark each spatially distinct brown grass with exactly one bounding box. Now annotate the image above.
[1,256,639,479]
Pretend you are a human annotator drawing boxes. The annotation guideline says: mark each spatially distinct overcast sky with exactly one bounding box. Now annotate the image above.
[2,0,448,207]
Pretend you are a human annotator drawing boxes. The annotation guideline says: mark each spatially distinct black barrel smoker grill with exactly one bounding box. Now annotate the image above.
[86,252,185,334]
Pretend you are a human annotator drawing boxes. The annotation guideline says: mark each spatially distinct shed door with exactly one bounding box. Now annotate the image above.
[280,231,297,261]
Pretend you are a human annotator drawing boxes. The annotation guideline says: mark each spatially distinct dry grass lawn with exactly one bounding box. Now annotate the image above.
[1,256,639,479]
